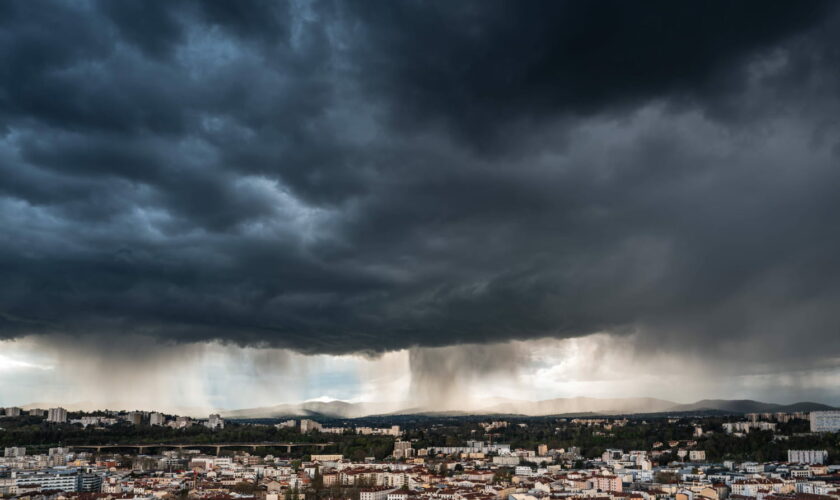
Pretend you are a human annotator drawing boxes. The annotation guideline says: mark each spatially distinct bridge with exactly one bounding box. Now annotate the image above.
[70,442,334,455]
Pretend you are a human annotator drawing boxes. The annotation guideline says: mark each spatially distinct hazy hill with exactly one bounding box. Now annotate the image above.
[22,397,837,419]
[665,399,836,414]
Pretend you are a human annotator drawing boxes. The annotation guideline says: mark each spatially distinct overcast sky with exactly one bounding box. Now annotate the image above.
[3,0,840,410]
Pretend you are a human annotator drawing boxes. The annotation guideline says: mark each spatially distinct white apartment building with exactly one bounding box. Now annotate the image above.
[206,414,225,430]
[4,447,25,457]
[788,449,828,464]
[300,419,323,433]
[387,490,413,500]
[14,469,78,492]
[393,440,413,459]
[430,442,511,455]
[4,407,22,417]
[493,456,520,465]
[47,407,68,423]
[360,487,398,500]
[810,411,840,432]
[150,412,165,426]
[722,421,777,434]
[514,465,534,476]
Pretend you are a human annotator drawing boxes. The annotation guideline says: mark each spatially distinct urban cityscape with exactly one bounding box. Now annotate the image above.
[3,407,840,499]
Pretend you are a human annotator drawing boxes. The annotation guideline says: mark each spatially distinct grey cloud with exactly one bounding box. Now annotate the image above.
[1,0,840,378]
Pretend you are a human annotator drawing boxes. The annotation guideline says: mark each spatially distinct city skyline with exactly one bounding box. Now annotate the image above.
[4,1,840,409]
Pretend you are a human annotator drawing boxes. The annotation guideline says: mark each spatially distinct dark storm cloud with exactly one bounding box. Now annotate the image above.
[2,0,840,364]
[345,0,834,146]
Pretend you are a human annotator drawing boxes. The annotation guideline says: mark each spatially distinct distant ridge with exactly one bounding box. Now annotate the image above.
[19,398,836,419]
[217,397,838,419]
[665,399,836,414]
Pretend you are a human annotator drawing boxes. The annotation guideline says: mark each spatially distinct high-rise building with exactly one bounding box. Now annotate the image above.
[28,408,46,417]
[537,444,548,455]
[149,412,165,426]
[47,407,68,423]
[810,411,840,432]
[127,412,143,426]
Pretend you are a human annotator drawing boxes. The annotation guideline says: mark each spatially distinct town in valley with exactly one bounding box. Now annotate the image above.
[2,407,840,500]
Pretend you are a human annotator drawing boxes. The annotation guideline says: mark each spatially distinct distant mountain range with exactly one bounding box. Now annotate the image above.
[664,399,837,414]
[19,397,836,419]
[218,397,837,419]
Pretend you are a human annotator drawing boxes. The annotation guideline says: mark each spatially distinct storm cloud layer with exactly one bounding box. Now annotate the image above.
[2,0,840,368]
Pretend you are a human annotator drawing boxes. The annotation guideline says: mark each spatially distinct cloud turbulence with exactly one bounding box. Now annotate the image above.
[2,0,840,378]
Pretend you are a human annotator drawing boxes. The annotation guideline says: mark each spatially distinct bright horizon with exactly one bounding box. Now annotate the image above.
[4,333,840,412]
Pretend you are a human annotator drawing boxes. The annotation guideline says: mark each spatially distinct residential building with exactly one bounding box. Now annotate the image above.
[14,468,79,492]
[300,419,322,433]
[493,456,521,465]
[514,466,534,476]
[592,474,623,493]
[788,449,828,464]
[4,447,26,457]
[47,407,68,423]
[206,413,225,430]
[810,411,840,432]
[393,440,413,459]
[360,487,398,500]
[78,473,104,492]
